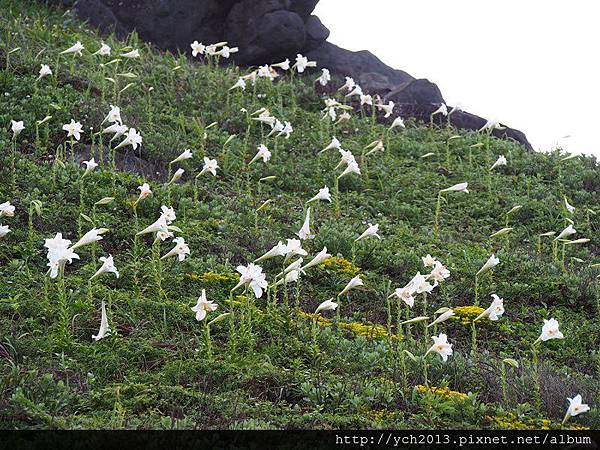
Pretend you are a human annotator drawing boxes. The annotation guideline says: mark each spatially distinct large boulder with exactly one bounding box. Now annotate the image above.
[64,0,531,148]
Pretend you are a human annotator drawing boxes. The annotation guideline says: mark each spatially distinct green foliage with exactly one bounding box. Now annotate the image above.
[0,0,599,430]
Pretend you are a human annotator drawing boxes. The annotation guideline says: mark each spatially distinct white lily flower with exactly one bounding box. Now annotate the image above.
[338,161,361,179]
[104,105,122,124]
[171,149,193,165]
[37,64,52,80]
[390,116,405,130]
[422,254,438,267]
[241,71,258,84]
[62,119,83,141]
[294,53,316,73]
[320,137,342,154]
[360,94,373,106]
[345,85,363,98]
[315,298,338,314]
[94,43,111,56]
[249,144,271,165]
[0,201,15,217]
[190,41,205,57]
[355,223,381,242]
[200,157,219,176]
[317,68,330,86]
[255,241,287,263]
[275,269,302,286]
[376,101,394,118]
[92,301,110,341]
[44,233,80,278]
[215,46,238,58]
[284,238,308,258]
[257,64,274,81]
[156,229,174,242]
[281,258,304,276]
[297,208,315,240]
[338,276,364,297]
[475,294,505,321]
[449,103,462,115]
[390,287,414,308]
[301,247,331,271]
[490,155,507,170]
[477,254,500,275]
[71,228,109,250]
[307,186,332,203]
[82,158,98,175]
[277,121,293,139]
[61,41,84,56]
[160,205,176,224]
[271,59,290,70]
[365,140,385,156]
[432,103,448,117]
[90,255,119,280]
[408,272,437,294]
[564,197,575,214]
[137,183,152,202]
[137,215,168,236]
[536,318,564,343]
[267,120,284,138]
[121,49,140,58]
[427,309,454,327]
[426,333,453,361]
[230,77,247,91]
[232,263,268,298]
[564,395,590,423]
[480,118,505,132]
[336,111,352,123]
[252,110,277,127]
[191,289,218,321]
[10,120,25,137]
[429,261,450,283]
[103,123,129,141]
[338,76,356,92]
[0,225,10,238]
[556,224,576,240]
[115,128,142,150]
[161,237,190,261]
[440,182,469,193]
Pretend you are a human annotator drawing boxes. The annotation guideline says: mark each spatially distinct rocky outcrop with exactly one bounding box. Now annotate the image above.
[55,0,531,148]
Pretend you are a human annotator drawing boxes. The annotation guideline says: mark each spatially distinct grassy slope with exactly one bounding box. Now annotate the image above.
[0,0,599,429]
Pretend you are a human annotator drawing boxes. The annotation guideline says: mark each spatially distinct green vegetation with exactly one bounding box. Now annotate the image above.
[1,0,599,430]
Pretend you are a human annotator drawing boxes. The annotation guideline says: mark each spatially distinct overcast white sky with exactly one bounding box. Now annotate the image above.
[315,0,600,156]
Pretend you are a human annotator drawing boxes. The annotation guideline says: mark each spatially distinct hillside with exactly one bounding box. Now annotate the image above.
[0,0,599,430]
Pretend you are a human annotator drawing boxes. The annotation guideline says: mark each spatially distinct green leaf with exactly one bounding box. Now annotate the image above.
[502,358,519,369]
[400,316,429,325]
[94,197,115,206]
[403,350,418,362]
[80,213,94,223]
[208,313,231,326]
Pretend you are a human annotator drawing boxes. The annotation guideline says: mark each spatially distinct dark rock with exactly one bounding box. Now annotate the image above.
[449,111,530,148]
[289,0,319,19]
[304,15,329,51]
[306,42,413,94]
[385,79,445,105]
[66,0,531,148]
[76,145,166,181]
[225,1,306,64]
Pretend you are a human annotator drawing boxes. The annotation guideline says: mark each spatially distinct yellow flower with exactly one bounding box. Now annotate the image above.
[416,385,468,401]
[451,306,486,325]
[187,271,240,284]
[321,256,361,275]
[486,414,589,430]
